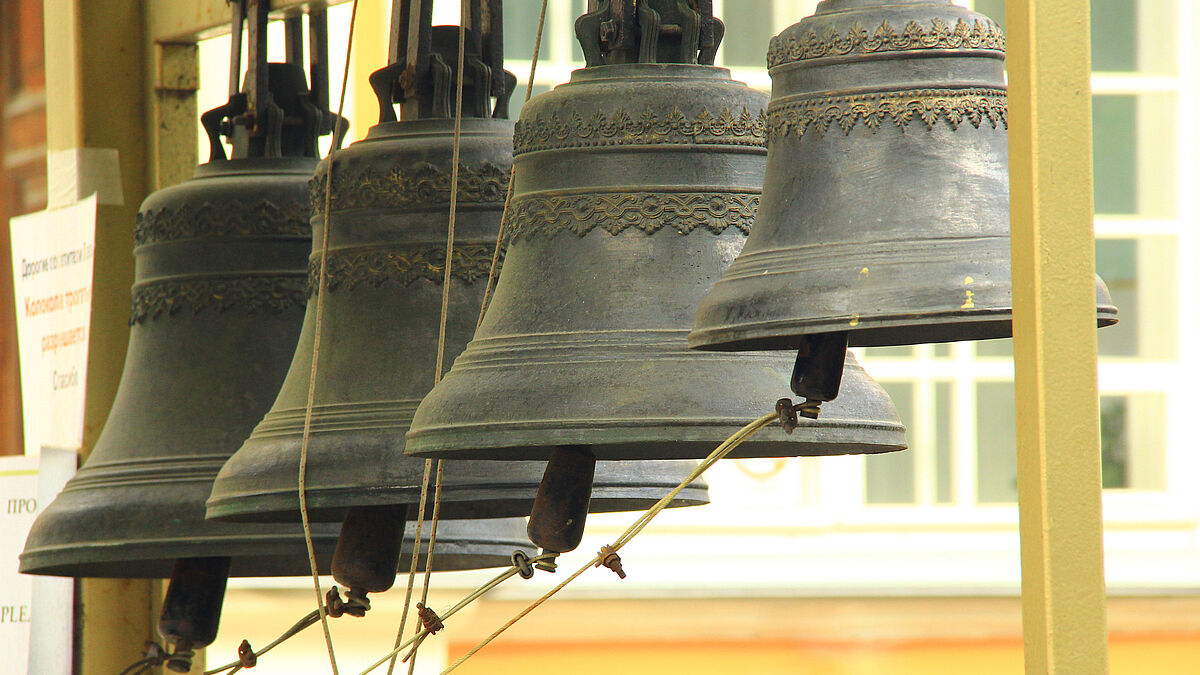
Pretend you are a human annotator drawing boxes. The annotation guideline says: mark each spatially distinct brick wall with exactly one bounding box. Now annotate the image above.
[1,0,46,455]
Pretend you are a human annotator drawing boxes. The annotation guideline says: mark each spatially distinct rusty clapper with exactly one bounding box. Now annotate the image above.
[689,0,1117,416]
[405,0,907,562]
[206,0,710,604]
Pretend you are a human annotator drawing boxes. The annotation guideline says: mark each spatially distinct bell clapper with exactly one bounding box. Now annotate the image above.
[789,332,849,419]
[527,446,597,562]
[331,504,408,609]
[158,556,234,673]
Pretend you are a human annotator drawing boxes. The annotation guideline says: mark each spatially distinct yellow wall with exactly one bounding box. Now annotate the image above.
[448,635,1200,674]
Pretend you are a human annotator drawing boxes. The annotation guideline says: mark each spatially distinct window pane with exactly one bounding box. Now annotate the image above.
[971,0,1005,31]
[1093,95,1137,215]
[1096,239,1137,357]
[721,0,776,68]
[863,345,914,359]
[866,381,915,504]
[975,338,1012,358]
[1093,93,1175,218]
[1089,1,1176,73]
[1101,393,1167,490]
[571,0,588,63]
[935,382,954,503]
[504,1,546,61]
[976,381,1017,503]
[1091,0,1137,71]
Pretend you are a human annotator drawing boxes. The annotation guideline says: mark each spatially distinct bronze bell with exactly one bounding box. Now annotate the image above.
[691,0,1117,354]
[21,6,343,670]
[406,1,906,556]
[207,1,709,598]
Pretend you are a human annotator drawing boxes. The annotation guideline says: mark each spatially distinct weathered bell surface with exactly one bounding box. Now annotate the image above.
[207,21,708,526]
[405,4,906,463]
[690,0,1117,351]
[19,62,341,578]
[399,517,535,572]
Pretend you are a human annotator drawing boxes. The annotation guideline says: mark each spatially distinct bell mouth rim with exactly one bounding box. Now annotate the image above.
[205,485,711,523]
[405,423,908,462]
[688,308,1119,351]
[193,156,318,178]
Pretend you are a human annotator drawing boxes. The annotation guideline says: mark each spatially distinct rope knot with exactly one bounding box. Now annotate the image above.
[596,545,626,579]
[324,586,369,618]
[512,550,536,579]
[238,639,258,668]
[776,398,800,432]
[417,602,445,635]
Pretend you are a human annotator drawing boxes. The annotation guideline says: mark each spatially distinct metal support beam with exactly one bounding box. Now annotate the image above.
[1006,0,1110,672]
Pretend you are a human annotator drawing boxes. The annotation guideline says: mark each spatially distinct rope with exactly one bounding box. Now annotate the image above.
[203,609,321,674]
[385,459,432,675]
[358,555,554,675]
[439,413,780,674]
[407,459,445,674]
[402,4,472,668]
[476,0,550,329]
[299,1,360,673]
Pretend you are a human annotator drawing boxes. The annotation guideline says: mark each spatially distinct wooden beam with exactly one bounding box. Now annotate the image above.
[149,0,353,44]
[1006,0,1110,672]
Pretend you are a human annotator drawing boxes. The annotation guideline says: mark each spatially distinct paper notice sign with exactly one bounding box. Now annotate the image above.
[0,455,39,674]
[9,194,97,457]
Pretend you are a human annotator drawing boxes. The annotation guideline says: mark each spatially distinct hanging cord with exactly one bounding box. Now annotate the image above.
[200,586,366,674]
[439,412,780,674]
[299,2,361,673]
[407,459,445,674]
[357,551,555,675]
[385,458,433,675]
[400,5,473,670]
[120,587,362,675]
[476,0,550,328]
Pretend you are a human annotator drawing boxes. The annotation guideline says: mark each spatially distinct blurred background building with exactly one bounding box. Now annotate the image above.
[5,1,1199,673]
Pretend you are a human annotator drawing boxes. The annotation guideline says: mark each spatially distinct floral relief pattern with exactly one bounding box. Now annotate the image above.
[307,244,500,294]
[505,192,759,240]
[513,106,767,154]
[130,277,307,324]
[310,162,511,214]
[767,88,1008,141]
[135,199,310,245]
[767,18,1005,69]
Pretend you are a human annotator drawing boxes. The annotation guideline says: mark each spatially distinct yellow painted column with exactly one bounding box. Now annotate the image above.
[43,0,201,672]
[1005,0,1109,673]
[351,0,389,140]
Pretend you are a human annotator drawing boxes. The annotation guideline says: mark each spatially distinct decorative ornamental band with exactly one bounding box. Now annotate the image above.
[130,276,307,324]
[505,191,759,241]
[307,244,501,295]
[135,199,310,246]
[513,106,767,154]
[767,88,1007,141]
[767,18,1005,69]
[310,162,510,214]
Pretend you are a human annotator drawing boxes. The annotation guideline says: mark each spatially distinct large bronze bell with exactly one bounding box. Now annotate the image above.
[20,6,342,669]
[207,2,708,596]
[690,0,1117,352]
[406,2,905,556]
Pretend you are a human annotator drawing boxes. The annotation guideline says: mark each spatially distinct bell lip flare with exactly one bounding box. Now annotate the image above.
[205,458,710,523]
[20,515,537,578]
[405,349,906,462]
[689,292,1120,351]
